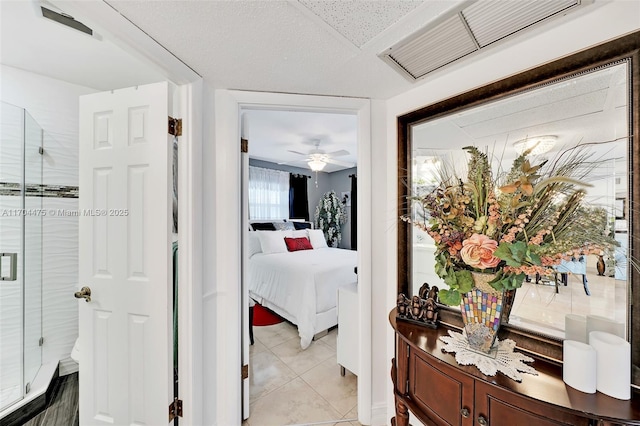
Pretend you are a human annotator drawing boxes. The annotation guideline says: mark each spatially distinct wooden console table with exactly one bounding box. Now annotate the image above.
[390,309,640,426]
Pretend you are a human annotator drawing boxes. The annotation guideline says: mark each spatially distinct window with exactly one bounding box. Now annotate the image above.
[249,166,289,220]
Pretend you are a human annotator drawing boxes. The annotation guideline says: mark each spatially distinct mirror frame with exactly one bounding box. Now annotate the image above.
[397,31,640,383]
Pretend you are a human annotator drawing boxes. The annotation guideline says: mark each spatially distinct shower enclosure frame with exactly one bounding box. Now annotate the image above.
[0,101,44,413]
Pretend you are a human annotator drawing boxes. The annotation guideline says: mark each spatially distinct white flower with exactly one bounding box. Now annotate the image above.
[315,190,347,245]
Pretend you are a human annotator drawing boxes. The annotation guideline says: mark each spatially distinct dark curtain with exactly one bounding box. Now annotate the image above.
[289,174,310,220]
[350,174,357,250]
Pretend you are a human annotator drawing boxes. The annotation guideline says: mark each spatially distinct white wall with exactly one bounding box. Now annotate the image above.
[0,65,96,377]
[379,3,640,424]
[201,81,218,425]
[369,99,389,424]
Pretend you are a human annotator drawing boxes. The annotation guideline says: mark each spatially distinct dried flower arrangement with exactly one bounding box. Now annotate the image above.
[403,145,618,306]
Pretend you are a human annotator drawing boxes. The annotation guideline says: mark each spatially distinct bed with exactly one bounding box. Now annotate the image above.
[247,227,357,349]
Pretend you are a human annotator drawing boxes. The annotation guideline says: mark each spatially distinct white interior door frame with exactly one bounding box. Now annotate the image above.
[48,2,203,424]
[215,90,372,426]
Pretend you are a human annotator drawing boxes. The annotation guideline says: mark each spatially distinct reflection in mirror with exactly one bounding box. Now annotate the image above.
[409,62,629,340]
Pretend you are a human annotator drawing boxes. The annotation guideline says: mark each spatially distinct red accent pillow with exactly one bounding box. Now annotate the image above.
[284,237,313,252]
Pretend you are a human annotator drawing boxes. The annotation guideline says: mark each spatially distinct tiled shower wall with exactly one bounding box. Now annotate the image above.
[1,65,96,377]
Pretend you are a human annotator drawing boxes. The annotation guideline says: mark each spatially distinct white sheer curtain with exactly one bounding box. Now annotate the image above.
[249,166,290,220]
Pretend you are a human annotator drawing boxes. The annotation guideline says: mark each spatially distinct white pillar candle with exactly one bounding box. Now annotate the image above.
[565,314,587,343]
[586,315,625,339]
[563,340,596,393]
[589,331,631,400]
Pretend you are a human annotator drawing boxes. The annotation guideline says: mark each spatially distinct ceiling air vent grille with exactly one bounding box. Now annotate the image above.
[381,0,587,82]
[386,14,477,79]
[40,6,93,36]
[462,0,579,48]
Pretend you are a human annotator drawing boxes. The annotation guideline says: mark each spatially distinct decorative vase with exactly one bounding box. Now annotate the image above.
[460,272,515,355]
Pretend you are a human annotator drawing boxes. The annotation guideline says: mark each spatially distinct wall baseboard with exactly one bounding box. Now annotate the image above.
[370,402,387,426]
[59,357,79,376]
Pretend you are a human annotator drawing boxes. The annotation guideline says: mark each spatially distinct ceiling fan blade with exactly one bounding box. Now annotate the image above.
[287,150,309,156]
[326,149,349,157]
[324,158,355,168]
[277,159,307,165]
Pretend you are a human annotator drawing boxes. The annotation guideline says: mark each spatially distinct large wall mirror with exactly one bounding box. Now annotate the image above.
[397,31,639,387]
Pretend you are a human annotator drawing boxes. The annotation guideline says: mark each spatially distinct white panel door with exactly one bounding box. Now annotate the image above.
[78,82,173,425]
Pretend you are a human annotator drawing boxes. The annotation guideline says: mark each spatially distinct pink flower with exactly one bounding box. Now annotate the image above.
[460,233,500,269]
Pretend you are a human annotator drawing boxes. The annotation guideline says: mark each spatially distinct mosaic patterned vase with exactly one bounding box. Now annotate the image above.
[460,272,515,355]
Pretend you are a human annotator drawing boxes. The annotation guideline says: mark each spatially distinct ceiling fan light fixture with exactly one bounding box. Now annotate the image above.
[513,135,557,155]
[308,159,326,171]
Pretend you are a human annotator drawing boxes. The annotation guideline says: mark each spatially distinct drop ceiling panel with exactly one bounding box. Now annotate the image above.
[298,0,424,47]
[458,89,607,140]
[411,63,627,163]
[452,68,613,128]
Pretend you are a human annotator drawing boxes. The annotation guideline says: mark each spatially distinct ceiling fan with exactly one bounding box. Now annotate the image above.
[281,140,354,171]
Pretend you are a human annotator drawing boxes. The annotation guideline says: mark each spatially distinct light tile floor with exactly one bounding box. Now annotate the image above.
[244,323,360,426]
[507,267,627,338]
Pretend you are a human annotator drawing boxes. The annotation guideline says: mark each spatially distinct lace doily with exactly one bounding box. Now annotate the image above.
[439,330,538,382]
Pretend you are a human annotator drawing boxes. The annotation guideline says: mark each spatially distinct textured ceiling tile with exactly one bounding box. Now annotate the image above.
[298,0,425,47]
[108,0,368,95]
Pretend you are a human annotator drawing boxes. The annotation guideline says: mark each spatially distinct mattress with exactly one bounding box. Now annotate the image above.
[248,247,357,348]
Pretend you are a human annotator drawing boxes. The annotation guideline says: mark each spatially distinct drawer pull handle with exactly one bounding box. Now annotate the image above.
[478,415,488,425]
[460,408,470,418]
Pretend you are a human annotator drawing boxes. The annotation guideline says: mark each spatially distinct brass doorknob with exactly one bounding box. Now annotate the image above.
[74,286,91,302]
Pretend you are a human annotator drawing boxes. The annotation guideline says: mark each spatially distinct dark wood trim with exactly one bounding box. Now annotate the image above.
[397,31,640,371]
[397,114,411,297]
[630,30,640,387]
[390,309,640,425]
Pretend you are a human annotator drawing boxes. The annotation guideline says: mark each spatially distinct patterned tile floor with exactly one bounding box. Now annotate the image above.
[244,323,360,426]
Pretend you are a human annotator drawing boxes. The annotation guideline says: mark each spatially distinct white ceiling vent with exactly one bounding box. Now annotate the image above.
[380,0,589,81]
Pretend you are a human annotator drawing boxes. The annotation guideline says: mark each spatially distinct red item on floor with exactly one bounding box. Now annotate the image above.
[252,303,284,326]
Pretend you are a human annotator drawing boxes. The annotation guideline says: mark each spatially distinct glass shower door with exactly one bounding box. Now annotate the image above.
[0,101,26,411]
[0,102,43,411]
[23,109,43,395]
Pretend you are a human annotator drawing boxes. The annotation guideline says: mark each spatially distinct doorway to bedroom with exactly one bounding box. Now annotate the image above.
[241,108,360,425]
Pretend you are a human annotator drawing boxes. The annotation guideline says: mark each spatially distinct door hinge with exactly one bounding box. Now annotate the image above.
[241,138,248,153]
[168,397,183,421]
[242,364,249,380]
[39,337,44,347]
[168,116,182,137]
[26,382,31,394]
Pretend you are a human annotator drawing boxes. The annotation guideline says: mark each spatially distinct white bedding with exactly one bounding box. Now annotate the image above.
[248,247,357,349]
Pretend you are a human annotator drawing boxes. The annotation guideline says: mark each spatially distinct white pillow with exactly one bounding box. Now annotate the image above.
[258,230,292,254]
[274,222,295,231]
[307,229,328,249]
[291,229,309,239]
[248,232,262,257]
